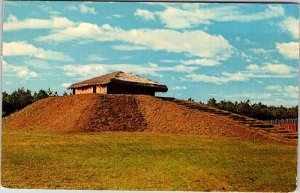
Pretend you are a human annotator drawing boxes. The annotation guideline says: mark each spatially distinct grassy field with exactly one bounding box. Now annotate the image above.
[1,130,297,191]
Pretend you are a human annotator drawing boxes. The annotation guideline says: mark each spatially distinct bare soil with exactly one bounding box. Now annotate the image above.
[2,94,296,143]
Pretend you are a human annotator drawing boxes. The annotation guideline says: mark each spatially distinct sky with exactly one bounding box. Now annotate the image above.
[2,2,299,107]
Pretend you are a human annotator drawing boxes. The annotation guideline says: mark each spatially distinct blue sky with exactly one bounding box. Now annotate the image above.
[2,2,299,106]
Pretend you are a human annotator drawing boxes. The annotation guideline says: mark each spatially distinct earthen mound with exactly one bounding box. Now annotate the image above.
[3,94,146,133]
[3,94,297,143]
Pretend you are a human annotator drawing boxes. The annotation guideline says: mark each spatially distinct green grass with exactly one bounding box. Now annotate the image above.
[1,130,297,191]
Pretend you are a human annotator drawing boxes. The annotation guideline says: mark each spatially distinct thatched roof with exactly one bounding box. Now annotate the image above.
[68,71,168,92]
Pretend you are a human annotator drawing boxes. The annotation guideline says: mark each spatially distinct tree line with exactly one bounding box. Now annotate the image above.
[204,98,298,120]
[2,87,69,117]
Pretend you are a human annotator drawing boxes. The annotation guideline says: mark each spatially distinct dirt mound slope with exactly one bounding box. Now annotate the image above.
[3,94,296,143]
[3,94,147,133]
[135,96,296,143]
[156,97,298,140]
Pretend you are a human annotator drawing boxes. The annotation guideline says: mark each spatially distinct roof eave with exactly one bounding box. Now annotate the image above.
[68,82,108,89]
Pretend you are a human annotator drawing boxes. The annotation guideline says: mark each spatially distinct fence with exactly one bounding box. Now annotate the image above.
[265,119,298,132]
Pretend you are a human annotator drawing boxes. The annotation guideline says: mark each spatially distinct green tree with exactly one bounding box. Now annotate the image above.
[207,98,217,107]
[46,88,58,97]
[2,92,13,116]
[2,88,62,117]
[236,100,251,116]
[33,89,49,102]
[8,87,33,113]
[204,98,298,120]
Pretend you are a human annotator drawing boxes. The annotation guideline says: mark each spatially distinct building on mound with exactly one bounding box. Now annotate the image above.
[68,71,168,96]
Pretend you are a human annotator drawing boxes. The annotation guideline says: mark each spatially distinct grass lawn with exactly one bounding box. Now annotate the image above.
[1,130,297,191]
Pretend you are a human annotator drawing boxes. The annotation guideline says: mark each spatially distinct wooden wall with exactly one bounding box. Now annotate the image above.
[73,84,155,96]
[74,86,93,94]
[96,85,107,94]
[74,85,108,94]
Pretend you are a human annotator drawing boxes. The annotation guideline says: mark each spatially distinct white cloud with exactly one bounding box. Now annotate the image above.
[243,39,256,45]
[171,86,187,90]
[39,5,60,16]
[181,58,220,66]
[49,11,60,15]
[36,22,235,61]
[250,48,270,55]
[149,63,159,68]
[276,42,299,60]
[135,9,155,20]
[235,36,241,42]
[240,52,254,63]
[79,4,96,15]
[3,41,74,62]
[235,37,256,45]
[284,85,298,93]
[36,23,110,42]
[183,63,296,84]
[86,55,107,62]
[160,60,177,63]
[66,4,96,15]
[156,4,284,29]
[4,16,75,31]
[280,17,299,39]
[182,72,249,84]
[106,14,123,19]
[246,63,295,75]
[265,85,283,91]
[263,63,294,74]
[23,59,51,69]
[246,64,259,71]
[61,83,72,88]
[265,85,298,99]
[3,60,37,79]
[157,5,224,28]
[120,56,132,60]
[283,86,299,99]
[112,14,122,18]
[66,5,77,11]
[63,64,108,77]
[112,44,147,51]
[62,63,199,78]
